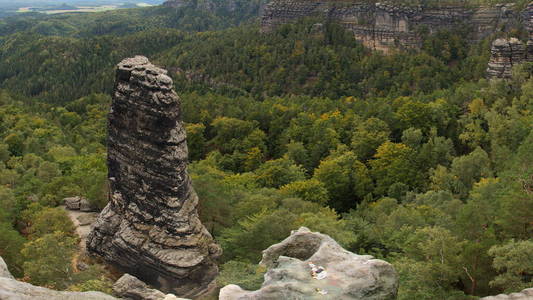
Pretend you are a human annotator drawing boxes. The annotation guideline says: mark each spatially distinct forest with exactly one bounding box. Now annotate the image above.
[0,1,532,299]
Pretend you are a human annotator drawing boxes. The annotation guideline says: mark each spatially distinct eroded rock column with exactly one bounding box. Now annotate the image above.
[487,38,526,79]
[87,56,221,298]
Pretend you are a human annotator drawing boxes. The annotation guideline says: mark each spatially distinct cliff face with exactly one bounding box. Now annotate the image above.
[86,56,221,298]
[486,3,533,79]
[261,0,518,52]
[487,38,527,79]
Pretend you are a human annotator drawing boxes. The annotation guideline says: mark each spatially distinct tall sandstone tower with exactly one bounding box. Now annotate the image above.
[87,56,221,298]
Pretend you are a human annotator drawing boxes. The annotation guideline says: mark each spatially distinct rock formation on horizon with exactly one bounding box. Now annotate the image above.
[219,227,399,300]
[261,0,519,52]
[86,56,221,298]
[486,3,533,79]
[487,38,526,79]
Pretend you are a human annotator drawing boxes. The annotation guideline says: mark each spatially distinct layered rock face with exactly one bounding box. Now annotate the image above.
[486,3,533,79]
[487,38,526,79]
[261,0,518,52]
[220,227,398,300]
[86,56,221,298]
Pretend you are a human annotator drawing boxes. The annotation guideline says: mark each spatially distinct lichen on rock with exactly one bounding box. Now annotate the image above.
[219,227,398,300]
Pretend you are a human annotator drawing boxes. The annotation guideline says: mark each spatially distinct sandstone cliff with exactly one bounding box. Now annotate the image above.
[487,38,527,79]
[261,0,519,52]
[86,56,221,298]
[220,227,398,300]
[486,3,533,79]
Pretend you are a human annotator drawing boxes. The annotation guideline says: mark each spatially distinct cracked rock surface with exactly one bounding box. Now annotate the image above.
[219,227,398,300]
[87,56,221,298]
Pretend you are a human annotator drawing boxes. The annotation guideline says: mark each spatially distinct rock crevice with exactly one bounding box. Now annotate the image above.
[87,56,220,298]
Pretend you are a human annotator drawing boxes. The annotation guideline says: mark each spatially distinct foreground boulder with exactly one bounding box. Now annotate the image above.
[219,227,398,300]
[0,257,115,300]
[113,274,190,300]
[480,289,533,300]
[87,56,221,298]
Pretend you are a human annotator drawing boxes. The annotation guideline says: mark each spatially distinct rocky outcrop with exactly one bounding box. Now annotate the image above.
[0,257,116,300]
[64,196,94,212]
[113,274,190,300]
[261,0,519,52]
[86,56,221,298]
[480,288,533,300]
[485,2,533,79]
[487,38,526,79]
[219,227,398,300]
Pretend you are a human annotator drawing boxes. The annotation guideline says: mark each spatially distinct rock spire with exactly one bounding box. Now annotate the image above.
[86,56,220,298]
[487,38,526,79]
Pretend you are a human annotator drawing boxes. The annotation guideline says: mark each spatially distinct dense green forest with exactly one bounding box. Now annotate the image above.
[0,2,532,299]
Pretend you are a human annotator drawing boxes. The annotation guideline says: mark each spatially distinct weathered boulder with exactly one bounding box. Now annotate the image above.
[87,56,221,298]
[0,257,116,300]
[480,288,533,300]
[80,197,95,212]
[113,273,190,300]
[64,196,81,210]
[113,274,166,300]
[64,196,94,211]
[219,227,398,300]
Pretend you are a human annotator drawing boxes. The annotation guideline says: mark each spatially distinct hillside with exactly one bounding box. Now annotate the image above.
[0,1,531,299]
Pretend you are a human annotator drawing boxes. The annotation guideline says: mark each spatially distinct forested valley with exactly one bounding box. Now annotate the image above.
[0,2,531,299]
